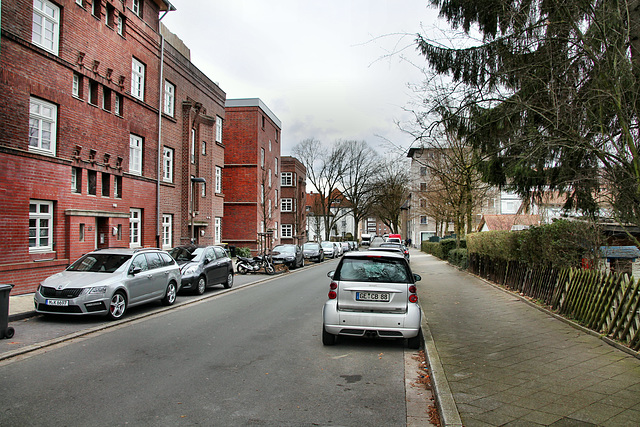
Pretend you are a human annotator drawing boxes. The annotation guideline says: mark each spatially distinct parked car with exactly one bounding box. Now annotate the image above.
[34,248,181,320]
[341,241,351,254]
[322,250,422,348]
[169,245,234,294]
[321,241,337,258]
[334,242,344,257]
[302,242,324,262]
[370,242,410,261]
[271,244,305,269]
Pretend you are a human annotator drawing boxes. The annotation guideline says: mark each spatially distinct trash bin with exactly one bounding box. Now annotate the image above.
[229,246,236,258]
[0,284,15,339]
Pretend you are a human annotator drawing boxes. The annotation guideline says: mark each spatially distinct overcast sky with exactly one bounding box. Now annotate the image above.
[161,1,441,157]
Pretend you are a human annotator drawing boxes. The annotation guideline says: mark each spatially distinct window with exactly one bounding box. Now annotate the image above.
[268,199,272,219]
[274,189,278,207]
[202,140,206,156]
[71,167,82,193]
[215,166,222,193]
[129,134,142,175]
[215,218,221,244]
[190,129,195,164]
[162,214,172,249]
[29,97,57,156]
[117,14,125,36]
[105,3,115,27]
[103,86,112,111]
[32,0,60,55]
[260,147,265,168]
[91,0,101,18]
[420,216,428,225]
[117,224,122,240]
[131,57,145,100]
[420,166,427,176]
[130,208,141,248]
[201,182,206,198]
[281,224,293,238]
[72,74,83,98]
[88,80,98,105]
[114,175,122,198]
[29,200,53,252]
[102,173,110,197]
[163,147,173,182]
[420,182,427,191]
[261,116,266,129]
[131,0,142,17]
[274,222,278,239]
[115,93,123,116]
[79,223,85,242]
[268,169,272,188]
[164,81,174,116]
[274,157,278,175]
[216,116,223,143]
[87,170,97,195]
[281,198,293,212]
[281,172,293,187]
[269,140,272,152]
[420,199,427,208]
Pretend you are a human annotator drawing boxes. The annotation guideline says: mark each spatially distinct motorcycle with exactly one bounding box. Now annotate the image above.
[236,253,275,275]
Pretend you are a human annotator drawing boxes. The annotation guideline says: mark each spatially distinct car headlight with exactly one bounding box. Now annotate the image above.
[183,265,198,276]
[83,286,108,295]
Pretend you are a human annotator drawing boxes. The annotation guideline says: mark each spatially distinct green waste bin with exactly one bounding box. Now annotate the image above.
[0,284,15,339]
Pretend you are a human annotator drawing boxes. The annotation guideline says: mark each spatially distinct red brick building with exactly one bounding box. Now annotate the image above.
[0,0,225,294]
[222,98,282,253]
[280,156,307,245]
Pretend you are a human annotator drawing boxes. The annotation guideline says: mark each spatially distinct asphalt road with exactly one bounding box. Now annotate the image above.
[0,259,413,426]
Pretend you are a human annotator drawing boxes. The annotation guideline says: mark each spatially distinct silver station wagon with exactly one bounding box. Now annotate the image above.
[322,251,422,348]
[34,248,181,320]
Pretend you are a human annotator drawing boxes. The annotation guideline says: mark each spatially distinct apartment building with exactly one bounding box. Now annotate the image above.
[279,156,306,245]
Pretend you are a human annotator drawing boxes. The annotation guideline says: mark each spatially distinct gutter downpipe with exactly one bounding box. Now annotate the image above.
[156,10,169,249]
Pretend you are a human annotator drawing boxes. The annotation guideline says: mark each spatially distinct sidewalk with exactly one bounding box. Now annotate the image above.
[410,250,640,426]
[7,293,35,321]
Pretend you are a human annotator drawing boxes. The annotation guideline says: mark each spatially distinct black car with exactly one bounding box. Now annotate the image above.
[302,242,324,262]
[169,245,234,294]
[271,244,304,269]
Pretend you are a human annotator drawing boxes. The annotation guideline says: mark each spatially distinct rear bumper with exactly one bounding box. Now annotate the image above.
[322,300,421,338]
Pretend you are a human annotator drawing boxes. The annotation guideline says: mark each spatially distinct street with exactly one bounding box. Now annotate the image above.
[0,259,420,426]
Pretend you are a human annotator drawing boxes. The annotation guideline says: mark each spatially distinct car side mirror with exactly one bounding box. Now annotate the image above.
[327,270,335,279]
[129,266,142,275]
[414,274,422,282]
[203,258,210,265]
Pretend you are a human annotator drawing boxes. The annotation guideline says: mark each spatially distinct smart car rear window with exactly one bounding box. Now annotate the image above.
[336,257,410,283]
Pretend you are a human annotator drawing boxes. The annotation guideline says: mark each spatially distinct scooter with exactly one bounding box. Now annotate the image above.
[236,253,275,275]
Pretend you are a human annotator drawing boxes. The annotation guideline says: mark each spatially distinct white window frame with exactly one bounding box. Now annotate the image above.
[115,93,122,116]
[190,129,196,164]
[32,0,60,55]
[163,147,173,182]
[215,166,222,193]
[162,214,172,249]
[215,218,221,244]
[274,157,278,175]
[29,97,57,156]
[268,169,272,188]
[216,116,223,143]
[72,74,80,98]
[164,80,175,116]
[420,216,428,225]
[131,0,141,16]
[281,198,293,212]
[130,208,141,248]
[117,14,124,36]
[29,200,53,252]
[129,134,142,175]
[71,167,81,193]
[131,57,145,100]
[281,224,293,238]
[281,172,293,187]
[260,148,265,168]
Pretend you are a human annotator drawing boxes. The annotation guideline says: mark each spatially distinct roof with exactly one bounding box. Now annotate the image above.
[477,215,541,232]
[153,0,176,12]
[225,98,282,128]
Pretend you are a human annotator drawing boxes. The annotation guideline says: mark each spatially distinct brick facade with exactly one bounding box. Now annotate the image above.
[222,99,282,254]
[0,0,225,294]
[280,156,307,245]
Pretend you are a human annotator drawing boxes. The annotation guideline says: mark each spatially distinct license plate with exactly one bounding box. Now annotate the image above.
[46,299,69,306]
[356,292,390,302]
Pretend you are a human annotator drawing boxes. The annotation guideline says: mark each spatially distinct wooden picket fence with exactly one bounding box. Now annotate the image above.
[469,253,640,351]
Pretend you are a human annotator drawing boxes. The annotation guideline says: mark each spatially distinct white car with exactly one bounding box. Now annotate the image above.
[320,241,337,258]
[322,251,422,348]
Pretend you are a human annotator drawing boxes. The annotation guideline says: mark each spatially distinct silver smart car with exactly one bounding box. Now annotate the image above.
[34,248,181,320]
[322,251,422,348]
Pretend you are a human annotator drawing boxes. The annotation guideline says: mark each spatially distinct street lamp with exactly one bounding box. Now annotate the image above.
[190,177,206,243]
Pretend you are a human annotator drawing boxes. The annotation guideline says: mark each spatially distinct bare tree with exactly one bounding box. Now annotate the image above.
[369,158,410,233]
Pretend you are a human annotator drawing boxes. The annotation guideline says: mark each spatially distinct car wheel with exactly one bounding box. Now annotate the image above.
[195,275,207,295]
[108,291,127,320]
[407,331,421,350]
[223,272,234,289]
[237,264,248,275]
[322,326,336,345]
[162,281,178,306]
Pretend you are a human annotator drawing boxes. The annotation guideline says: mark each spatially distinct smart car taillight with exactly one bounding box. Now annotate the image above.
[409,285,418,303]
[328,282,337,299]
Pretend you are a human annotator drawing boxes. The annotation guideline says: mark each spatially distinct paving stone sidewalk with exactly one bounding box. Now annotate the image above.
[410,251,640,426]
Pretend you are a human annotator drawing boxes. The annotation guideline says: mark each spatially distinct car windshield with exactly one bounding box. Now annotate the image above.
[303,243,319,250]
[67,254,132,273]
[273,245,295,254]
[169,247,204,262]
[336,257,410,283]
